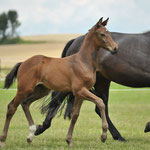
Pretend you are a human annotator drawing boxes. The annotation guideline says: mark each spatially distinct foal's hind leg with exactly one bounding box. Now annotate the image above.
[66,97,83,147]
[0,98,16,148]
[21,99,36,144]
[0,90,31,148]
[21,85,50,143]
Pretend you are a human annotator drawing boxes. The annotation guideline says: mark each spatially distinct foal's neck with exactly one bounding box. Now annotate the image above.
[77,33,99,72]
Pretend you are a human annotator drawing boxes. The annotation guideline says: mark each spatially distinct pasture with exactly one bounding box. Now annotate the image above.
[0,34,150,149]
[0,82,150,150]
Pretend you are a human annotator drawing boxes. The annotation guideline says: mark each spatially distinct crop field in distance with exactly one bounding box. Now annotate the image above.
[0,34,150,150]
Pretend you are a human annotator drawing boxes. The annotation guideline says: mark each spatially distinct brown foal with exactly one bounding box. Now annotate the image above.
[0,17,118,148]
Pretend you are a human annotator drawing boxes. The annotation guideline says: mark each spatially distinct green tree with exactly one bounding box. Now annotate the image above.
[8,10,20,38]
[0,12,8,39]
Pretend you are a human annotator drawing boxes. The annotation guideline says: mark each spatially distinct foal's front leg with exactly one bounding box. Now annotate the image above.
[66,97,83,147]
[77,87,108,142]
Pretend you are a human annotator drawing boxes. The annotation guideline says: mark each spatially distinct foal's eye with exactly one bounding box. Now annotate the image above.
[101,34,105,37]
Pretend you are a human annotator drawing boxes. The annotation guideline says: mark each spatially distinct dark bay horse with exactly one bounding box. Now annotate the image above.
[34,30,150,141]
[0,18,118,148]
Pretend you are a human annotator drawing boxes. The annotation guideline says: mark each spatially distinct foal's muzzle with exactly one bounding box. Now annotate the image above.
[111,47,118,55]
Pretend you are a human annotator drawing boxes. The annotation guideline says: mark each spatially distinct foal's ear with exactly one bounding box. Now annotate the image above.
[102,17,109,26]
[99,17,103,24]
[96,17,103,28]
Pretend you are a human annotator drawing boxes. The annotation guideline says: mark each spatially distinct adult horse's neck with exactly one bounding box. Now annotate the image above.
[77,32,99,72]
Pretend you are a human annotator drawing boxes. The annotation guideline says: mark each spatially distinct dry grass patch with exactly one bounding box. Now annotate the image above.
[0,34,81,67]
[22,34,81,43]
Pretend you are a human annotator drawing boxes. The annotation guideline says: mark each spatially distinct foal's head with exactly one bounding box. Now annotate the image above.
[89,17,118,54]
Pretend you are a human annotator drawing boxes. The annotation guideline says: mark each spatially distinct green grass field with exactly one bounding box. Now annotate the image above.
[0,81,150,150]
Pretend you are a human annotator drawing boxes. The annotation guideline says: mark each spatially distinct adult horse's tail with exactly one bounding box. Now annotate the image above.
[41,91,74,119]
[4,62,22,89]
[38,85,95,135]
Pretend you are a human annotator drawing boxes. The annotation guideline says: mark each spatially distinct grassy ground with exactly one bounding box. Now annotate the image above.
[0,34,150,149]
[0,82,150,150]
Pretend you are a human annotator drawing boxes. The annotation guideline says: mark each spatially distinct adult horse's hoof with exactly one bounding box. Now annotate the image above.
[144,122,150,133]
[113,136,126,142]
[117,137,126,142]
[34,125,43,136]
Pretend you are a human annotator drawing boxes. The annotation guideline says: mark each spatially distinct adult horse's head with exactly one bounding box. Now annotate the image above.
[89,17,118,54]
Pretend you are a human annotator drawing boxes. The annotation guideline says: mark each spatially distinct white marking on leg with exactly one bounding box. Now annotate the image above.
[27,125,36,142]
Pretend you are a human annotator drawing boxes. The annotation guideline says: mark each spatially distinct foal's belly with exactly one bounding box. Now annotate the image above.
[40,72,72,92]
[44,81,71,92]
[39,59,73,92]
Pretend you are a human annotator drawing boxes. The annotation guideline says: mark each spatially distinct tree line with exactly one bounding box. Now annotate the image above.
[0,10,20,40]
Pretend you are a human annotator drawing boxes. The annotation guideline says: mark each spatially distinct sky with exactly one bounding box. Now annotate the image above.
[1,0,150,36]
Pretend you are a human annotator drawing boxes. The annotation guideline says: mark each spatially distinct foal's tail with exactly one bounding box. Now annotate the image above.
[4,62,22,89]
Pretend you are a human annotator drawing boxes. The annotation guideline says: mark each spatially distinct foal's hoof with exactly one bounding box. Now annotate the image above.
[66,141,73,148]
[0,142,5,148]
[101,134,107,143]
[144,122,150,133]
[66,139,73,148]
[27,138,33,144]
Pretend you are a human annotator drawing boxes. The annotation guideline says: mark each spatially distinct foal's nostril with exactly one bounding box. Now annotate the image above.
[111,47,118,55]
[114,47,117,51]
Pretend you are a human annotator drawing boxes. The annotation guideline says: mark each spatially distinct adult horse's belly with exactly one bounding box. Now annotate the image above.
[98,49,150,87]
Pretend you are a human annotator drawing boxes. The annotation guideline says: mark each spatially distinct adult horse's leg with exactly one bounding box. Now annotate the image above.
[66,97,83,147]
[94,73,125,141]
[21,85,50,143]
[35,92,69,135]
